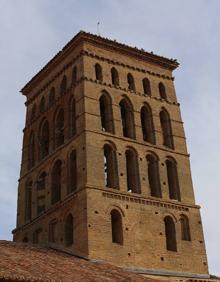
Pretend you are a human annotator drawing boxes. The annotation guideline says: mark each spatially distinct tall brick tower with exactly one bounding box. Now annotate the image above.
[13,31,210,280]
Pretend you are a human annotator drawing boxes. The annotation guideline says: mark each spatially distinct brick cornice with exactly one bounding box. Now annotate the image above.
[21,31,179,96]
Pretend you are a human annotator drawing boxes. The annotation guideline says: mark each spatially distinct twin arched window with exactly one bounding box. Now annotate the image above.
[180,215,191,241]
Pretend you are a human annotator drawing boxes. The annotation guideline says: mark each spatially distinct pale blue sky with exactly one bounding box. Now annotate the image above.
[0,0,219,275]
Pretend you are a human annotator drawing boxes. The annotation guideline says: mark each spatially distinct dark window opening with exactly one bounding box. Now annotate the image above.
[111,209,123,245]
[39,120,49,159]
[147,154,162,198]
[180,215,191,241]
[55,109,64,148]
[127,73,135,91]
[104,144,119,189]
[65,214,74,246]
[48,219,57,243]
[68,150,77,194]
[60,75,67,95]
[125,149,141,194]
[160,109,174,149]
[28,133,35,169]
[69,97,76,137]
[140,105,155,144]
[99,93,114,133]
[159,82,167,99]
[72,66,77,84]
[111,67,119,86]
[95,63,103,81]
[142,78,151,96]
[25,180,32,222]
[166,158,181,201]
[164,216,177,251]
[51,160,62,204]
[119,99,135,139]
[49,87,55,106]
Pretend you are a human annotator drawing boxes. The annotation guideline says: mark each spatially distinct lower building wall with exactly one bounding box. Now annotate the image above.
[86,187,209,276]
[13,190,88,258]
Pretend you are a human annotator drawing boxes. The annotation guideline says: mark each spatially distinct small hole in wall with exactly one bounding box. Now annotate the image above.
[94,211,99,214]
[163,182,166,185]
[203,262,207,266]
[155,212,158,214]
[125,227,129,231]
[83,168,85,171]
[120,173,123,176]
[61,238,63,242]
[161,163,164,166]
[88,224,91,227]
[160,257,164,261]
[140,158,142,161]
[199,241,203,244]
[82,147,85,150]
[160,232,163,235]
[126,205,128,209]
[198,221,201,224]
[142,177,146,181]
[118,153,121,156]
[128,253,131,257]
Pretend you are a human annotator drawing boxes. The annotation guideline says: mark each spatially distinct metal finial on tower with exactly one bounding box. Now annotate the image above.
[97,22,100,36]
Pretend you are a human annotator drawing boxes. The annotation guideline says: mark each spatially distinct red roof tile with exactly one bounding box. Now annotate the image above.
[0,241,160,282]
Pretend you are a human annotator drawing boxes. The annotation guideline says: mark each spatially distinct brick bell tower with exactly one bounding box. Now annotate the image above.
[13,31,210,280]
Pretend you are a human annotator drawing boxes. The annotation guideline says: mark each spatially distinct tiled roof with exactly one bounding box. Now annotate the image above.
[0,241,159,282]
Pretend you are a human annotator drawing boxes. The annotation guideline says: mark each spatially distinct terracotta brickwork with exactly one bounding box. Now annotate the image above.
[13,31,210,280]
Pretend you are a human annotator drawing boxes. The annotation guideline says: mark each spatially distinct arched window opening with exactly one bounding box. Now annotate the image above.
[104,144,119,189]
[127,73,135,91]
[68,150,77,194]
[49,87,55,106]
[95,63,103,81]
[39,120,49,159]
[147,154,161,198]
[37,195,45,215]
[33,228,42,244]
[125,149,140,194]
[72,66,77,84]
[99,93,114,133]
[37,172,46,190]
[51,160,62,204]
[60,75,67,95]
[119,99,135,139]
[164,216,177,251]
[48,219,57,243]
[69,97,76,137]
[25,180,32,222]
[160,109,174,149]
[111,209,123,244]
[159,82,167,99]
[166,158,181,201]
[140,105,155,144]
[111,67,119,86]
[142,78,151,96]
[28,133,35,169]
[31,104,37,121]
[180,215,191,241]
[39,96,45,113]
[65,214,74,246]
[54,109,64,148]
